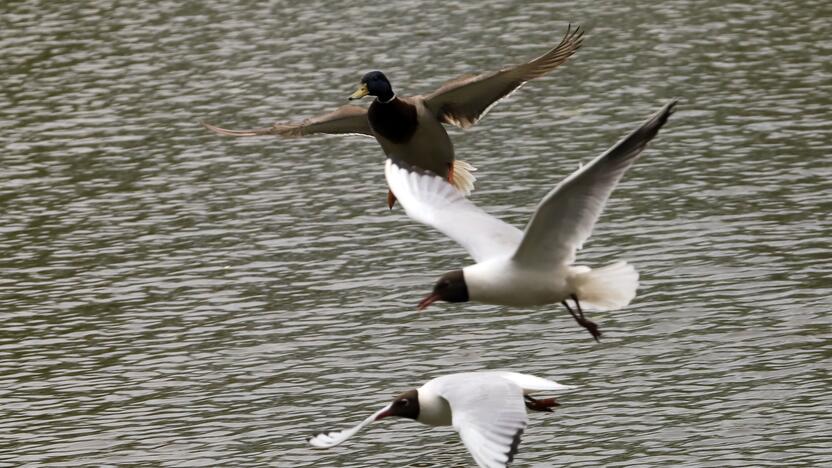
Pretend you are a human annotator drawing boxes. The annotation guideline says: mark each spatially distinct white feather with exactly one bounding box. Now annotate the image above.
[308,404,391,449]
[385,159,522,263]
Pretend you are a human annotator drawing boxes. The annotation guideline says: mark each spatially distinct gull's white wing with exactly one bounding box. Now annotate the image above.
[512,100,677,268]
[385,159,523,263]
[433,373,528,468]
[308,404,391,449]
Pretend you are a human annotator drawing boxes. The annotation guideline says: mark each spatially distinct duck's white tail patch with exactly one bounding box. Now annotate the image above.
[572,261,638,311]
[450,160,477,196]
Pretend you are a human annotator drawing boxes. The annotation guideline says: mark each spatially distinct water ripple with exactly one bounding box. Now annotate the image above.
[2,0,831,466]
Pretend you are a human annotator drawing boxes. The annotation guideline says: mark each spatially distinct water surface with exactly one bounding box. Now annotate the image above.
[1,0,830,466]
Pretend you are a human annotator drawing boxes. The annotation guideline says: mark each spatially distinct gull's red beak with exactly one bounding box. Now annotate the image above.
[417,292,440,311]
[374,405,395,421]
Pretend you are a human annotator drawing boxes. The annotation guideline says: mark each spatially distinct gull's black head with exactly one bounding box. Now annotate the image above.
[349,71,394,101]
[375,389,420,421]
[417,269,469,310]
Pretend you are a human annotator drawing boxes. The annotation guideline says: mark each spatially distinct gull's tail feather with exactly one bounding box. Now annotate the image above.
[572,261,638,311]
[450,160,477,196]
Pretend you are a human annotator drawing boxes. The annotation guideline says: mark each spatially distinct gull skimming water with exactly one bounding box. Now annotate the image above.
[308,371,574,468]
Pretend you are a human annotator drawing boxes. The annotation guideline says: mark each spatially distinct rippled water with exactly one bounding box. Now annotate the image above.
[2,0,830,466]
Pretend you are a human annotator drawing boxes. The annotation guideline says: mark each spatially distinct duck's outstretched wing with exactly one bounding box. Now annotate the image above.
[203,105,373,138]
[512,100,677,268]
[385,158,523,263]
[423,24,583,129]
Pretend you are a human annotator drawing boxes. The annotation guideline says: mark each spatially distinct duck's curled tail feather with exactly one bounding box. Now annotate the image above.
[450,160,477,196]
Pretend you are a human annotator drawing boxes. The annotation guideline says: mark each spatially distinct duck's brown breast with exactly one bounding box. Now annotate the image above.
[368,97,418,144]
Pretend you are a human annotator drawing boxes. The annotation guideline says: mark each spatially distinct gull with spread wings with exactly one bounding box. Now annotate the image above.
[385,100,677,340]
[309,371,574,468]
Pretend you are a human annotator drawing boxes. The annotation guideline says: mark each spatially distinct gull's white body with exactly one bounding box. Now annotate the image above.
[309,371,574,468]
[413,379,453,426]
[463,259,571,306]
[415,371,574,426]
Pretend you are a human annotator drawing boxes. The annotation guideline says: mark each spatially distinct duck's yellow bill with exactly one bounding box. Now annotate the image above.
[348,83,369,100]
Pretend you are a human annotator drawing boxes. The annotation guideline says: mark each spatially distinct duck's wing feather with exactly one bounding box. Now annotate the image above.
[385,158,523,263]
[423,24,583,129]
[433,373,528,468]
[203,105,373,138]
[511,100,677,268]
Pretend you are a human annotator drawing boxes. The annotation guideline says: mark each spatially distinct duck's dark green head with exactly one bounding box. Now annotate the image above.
[349,71,394,102]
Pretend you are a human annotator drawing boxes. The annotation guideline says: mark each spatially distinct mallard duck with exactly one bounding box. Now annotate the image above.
[204,24,583,208]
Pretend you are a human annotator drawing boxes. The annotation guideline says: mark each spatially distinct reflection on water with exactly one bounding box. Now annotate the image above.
[1,0,830,466]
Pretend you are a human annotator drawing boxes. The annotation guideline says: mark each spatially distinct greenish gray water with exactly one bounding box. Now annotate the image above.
[2,0,830,466]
